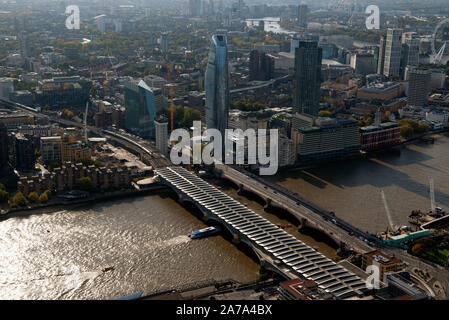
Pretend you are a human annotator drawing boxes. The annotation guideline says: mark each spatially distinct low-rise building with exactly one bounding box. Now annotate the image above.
[0,113,35,129]
[61,136,91,163]
[425,109,449,125]
[291,115,360,163]
[360,122,401,152]
[357,82,404,101]
[278,135,296,167]
[361,250,403,283]
[278,279,325,300]
[17,162,132,194]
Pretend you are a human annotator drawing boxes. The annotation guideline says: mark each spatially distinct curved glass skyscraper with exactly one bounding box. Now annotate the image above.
[124,79,157,139]
[205,34,229,137]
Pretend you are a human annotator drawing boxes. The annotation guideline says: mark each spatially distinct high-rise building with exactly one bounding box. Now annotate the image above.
[18,32,29,63]
[189,0,202,16]
[377,34,387,75]
[290,34,319,55]
[350,53,375,76]
[407,67,431,107]
[124,79,157,139]
[161,33,169,54]
[40,136,62,164]
[383,29,403,78]
[155,119,169,157]
[249,50,274,81]
[401,38,420,77]
[298,3,308,29]
[0,77,14,101]
[0,123,8,167]
[205,34,230,138]
[13,133,35,171]
[293,40,322,116]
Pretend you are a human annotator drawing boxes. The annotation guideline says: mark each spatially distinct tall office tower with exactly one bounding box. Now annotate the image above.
[290,34,319,55]
[402,32,417,44]
[293,40,322,116]
[194,0,202,16]
[155,119,168,157]
[124,79,157,139]
[383,28,403,78]
[13,133,35,171]
[161,33,168,54]
[377,34,386,74]
[407,67,431,107]
[18,32,29,62]
[298,3,308,29]
[401,38,420,77]
[205,34,230,139]
[208,0,215,15]
[189,0,195,16]
[0,123,8,167]
[249,50,274,81]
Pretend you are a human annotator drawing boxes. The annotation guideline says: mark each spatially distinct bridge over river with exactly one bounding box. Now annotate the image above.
[156,166,368,299]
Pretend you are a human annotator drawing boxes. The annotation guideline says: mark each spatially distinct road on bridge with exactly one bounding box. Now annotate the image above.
[216,164,376,254]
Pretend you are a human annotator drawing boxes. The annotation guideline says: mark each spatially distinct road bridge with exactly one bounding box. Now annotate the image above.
[216,164,374,253]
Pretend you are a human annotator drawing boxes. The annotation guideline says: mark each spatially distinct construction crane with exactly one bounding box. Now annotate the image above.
[429,177,436,212]
[381,190,396,232]
[164,48,175,133]
[167,64,175,133]
[83,101,89,144]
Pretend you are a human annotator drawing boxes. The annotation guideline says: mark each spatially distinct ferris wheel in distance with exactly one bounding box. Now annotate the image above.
[430,18,449,65]
[327,0,359,26]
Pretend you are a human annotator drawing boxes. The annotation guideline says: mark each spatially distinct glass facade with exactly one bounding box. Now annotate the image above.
[205,34,229,138]
[124,80,156,139]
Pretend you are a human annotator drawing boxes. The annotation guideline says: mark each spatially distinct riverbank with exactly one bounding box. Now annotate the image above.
[401,128,449,146]
[141,278,280,300]
[0,184,170,221]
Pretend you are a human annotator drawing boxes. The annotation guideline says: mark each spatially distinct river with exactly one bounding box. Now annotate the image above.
[0,195,260,299]
[267,133,449,234]
[2,134,447,299]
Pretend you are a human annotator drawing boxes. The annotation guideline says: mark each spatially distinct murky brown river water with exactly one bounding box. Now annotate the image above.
[1,134,447,299]
[267,133,449,234]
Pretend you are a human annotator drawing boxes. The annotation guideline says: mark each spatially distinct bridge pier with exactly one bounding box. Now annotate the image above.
[237,184,244,195]
[202,211,209,222]
[336,242,348,256]
[263,198,272,211]
[298,218,308,232]
[178,193,184,203]
[232,233,240,244]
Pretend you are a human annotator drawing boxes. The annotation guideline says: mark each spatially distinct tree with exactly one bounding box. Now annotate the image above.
[400,124,414,139]
[28,192,39,203]
[48,161,61,171]
[11,192,28,207]
[0,190,9,203]
[44,190,52,198]
[318,110,332,118]
[416,123,430,134]
[39,193,49,203]
[77,177,95,192]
